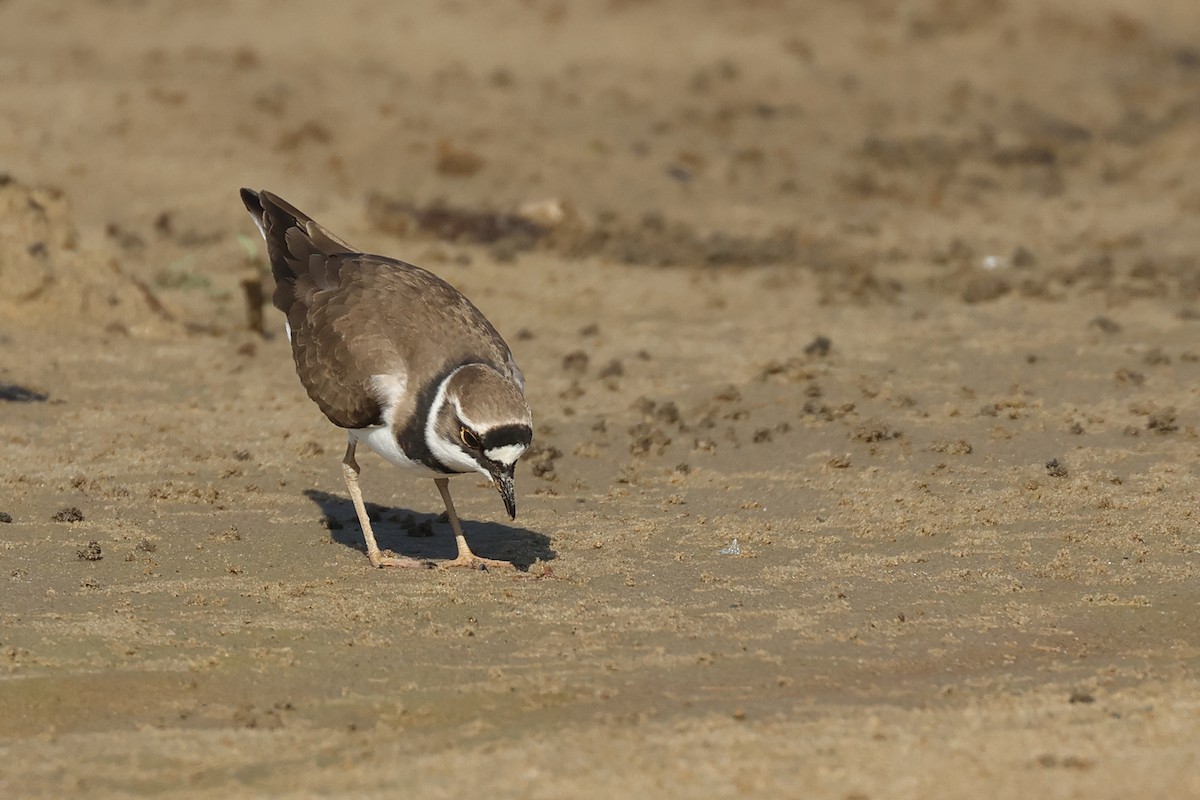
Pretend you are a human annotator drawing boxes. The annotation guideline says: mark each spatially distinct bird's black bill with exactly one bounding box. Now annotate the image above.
[495,471,517,519]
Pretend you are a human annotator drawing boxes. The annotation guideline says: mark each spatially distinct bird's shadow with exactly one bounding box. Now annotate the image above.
[303,489,556,570]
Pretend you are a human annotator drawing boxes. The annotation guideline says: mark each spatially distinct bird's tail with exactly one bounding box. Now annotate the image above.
[239,188,355,316]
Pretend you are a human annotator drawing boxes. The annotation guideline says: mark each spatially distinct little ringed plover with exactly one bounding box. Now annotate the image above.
[240,189,533,570]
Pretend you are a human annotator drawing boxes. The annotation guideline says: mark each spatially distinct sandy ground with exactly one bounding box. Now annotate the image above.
[2,0,1200,797]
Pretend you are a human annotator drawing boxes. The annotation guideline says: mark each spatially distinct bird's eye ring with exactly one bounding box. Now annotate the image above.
[460,427,481,449]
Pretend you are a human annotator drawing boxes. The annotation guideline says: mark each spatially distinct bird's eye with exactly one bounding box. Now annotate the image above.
[460,427,481,449]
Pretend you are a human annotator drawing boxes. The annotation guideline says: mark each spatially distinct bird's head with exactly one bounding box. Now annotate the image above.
[426,364,533,518]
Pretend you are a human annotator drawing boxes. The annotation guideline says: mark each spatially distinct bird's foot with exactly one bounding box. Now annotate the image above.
[437,553,516,572]
[368,551,431,569]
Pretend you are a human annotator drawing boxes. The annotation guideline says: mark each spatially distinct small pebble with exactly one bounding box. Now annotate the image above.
[53,507,85,523]
[76,541,103,561]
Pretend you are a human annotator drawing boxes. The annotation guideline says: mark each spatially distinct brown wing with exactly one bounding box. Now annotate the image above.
[240,188,519,430]
[301,256,519,431]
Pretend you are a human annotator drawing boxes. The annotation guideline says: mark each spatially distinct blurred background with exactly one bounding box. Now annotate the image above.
[3,0,1197,321]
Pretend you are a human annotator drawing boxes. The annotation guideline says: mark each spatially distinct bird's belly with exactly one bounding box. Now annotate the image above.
[350,425,448,477]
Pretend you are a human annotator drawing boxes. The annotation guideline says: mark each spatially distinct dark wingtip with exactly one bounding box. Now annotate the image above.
[239,187,263,216]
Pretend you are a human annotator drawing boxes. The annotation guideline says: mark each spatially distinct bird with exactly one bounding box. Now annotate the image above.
[239,189,533,570]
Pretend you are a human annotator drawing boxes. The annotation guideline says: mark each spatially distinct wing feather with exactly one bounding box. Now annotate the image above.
[241,189,522,430]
